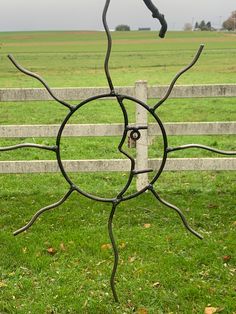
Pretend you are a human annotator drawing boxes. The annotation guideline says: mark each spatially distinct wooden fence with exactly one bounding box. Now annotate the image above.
[0,81,235,189]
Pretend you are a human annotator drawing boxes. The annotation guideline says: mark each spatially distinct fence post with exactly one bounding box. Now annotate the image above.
[135,80,149,190]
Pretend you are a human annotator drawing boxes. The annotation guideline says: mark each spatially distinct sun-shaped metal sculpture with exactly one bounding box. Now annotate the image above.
[2,0,236,302]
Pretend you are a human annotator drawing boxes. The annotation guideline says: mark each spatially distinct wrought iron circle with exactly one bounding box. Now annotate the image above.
[56,93,168,202]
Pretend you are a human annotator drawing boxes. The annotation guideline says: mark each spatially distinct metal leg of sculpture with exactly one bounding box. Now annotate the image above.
[108,202,119,302]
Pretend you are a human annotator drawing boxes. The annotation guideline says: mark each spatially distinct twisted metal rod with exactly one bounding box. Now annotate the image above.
[142,0,167,38]
[102,0,168,92]
[115,95,136,199]
[14,188,74,236]
[8,54,73,110]
[0,143,57,152]
[149,186,203,240]
[167,144,236,155]
[108,202,119,302]
[153,44,204,111]
[102,0,114,94]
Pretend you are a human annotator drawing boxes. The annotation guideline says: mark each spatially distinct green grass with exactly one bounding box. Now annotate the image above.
[0,172,235,313]
[0,98,235,125]
[0,135,235,162]
[0,30,235,313]
[0,31,236,87]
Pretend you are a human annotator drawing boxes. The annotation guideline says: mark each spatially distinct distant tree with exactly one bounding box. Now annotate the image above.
[199,20,206,30]
[194,19,215,31]
[223,11,236,31]
[206,21,212,30]
[196,20,212,31]
[115,24,130,31]
[183,23,192,31]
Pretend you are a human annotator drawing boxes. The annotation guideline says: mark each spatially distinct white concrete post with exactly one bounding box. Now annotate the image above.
[135,80,149,190]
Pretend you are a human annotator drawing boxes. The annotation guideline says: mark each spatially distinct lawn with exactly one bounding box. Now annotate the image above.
[0,30,236,87]
[0,172,235,313]
[0,30,235,313]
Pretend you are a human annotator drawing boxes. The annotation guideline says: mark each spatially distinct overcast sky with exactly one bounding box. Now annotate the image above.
[0,0,235,32]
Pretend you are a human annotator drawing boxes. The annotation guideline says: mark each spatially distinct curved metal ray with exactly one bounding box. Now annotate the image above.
[14,188,74,236]
[0,143,57,152]
[167,144,236,155]
[149,187,203,240]
[102,0,114,94]
[153,45,204,111]
[8,54,73,110]
[108,202,119,302]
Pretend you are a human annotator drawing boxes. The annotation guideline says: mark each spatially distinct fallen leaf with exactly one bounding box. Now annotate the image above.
[223,255,231,262]
[144,223,151,229]
[22,247,27,254]
[152,281,161,288]
[60,243,66,252]
[138,308,148,314]
[204,307,221,314]
[119,242,126,249]
[207,203,218,209]
[47,247,57,255]
[128,256,136,263]
[101,243,112,250]
[0,281,7,288]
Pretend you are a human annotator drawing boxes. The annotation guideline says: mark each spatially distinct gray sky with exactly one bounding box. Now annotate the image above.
[0,0,235,32]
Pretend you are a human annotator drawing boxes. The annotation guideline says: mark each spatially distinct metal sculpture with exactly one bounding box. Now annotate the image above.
[2,0,235,303]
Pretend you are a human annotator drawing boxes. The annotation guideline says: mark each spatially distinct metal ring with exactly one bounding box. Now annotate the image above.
[130,129,141,141]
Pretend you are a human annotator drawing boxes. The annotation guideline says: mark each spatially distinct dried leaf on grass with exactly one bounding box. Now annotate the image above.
[128,256,136,263]
[22,247,27,254]
[0,281,7,288]
[101,243,112,250]
[138,308,148,314]
[152,281,161,288]
[207,203,218,209]
[119,242,126,249]
[223,255,231,262]
[60,243,66,251]
[204,307,223,314]
[47,247,57,255]
[143,223,151,229]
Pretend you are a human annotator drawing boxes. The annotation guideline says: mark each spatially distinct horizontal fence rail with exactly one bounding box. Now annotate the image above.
[0,82,235,190]
[0,122,235,138]
[1,84,236,102]
[0,158,235,174]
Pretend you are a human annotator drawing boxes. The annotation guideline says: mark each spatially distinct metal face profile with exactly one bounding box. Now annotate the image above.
[2,0,236,303]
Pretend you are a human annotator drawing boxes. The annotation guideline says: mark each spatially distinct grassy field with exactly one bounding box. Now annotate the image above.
[0,30,235,313]
[0,30,236,87]
[0,172,235,313]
